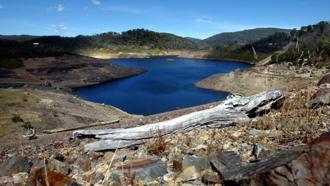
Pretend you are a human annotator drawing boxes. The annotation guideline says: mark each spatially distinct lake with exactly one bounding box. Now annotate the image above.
[75,57,252,115]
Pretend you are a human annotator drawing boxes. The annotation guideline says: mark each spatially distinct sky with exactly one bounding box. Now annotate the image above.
[0,0,329,39]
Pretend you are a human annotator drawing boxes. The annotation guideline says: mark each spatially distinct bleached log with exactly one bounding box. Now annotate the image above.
[85,139,144,152]
[74,89,284,151]
[43,120,119,134]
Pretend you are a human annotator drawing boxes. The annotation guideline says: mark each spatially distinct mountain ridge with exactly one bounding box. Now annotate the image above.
[204,28,291,46]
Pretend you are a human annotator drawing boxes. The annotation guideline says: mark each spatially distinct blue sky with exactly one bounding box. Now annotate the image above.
[0,0,329,39]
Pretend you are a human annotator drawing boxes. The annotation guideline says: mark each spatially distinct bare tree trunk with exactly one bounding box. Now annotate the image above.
[74,89,284,151]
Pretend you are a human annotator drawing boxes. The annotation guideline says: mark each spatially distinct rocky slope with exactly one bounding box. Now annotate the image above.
[197,63,327,96]
[0,88,140,146]
[0,73,329,185]
[0,54,144,90]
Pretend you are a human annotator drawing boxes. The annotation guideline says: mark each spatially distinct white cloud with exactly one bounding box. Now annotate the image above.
[195,17,270,32]
[146,25,155,29]
[51,24,69,34]
[91,0,101,6]
[0,4,4,9]
[56,4,64,12]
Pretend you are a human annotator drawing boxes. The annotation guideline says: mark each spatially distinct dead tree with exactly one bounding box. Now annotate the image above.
[73,89,284,151]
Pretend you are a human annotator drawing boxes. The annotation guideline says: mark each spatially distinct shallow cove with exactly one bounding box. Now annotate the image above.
[75,57,252,115]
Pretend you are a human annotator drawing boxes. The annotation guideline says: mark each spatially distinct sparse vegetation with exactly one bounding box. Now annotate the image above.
[146,129,167,155]
[22,121,33,129]
[252,88,327,144]
[12,114,24,123]
[0,58,24,69]
[278,21,330,67]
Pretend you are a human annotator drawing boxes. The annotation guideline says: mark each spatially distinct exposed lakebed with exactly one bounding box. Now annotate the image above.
[75,57,252,115]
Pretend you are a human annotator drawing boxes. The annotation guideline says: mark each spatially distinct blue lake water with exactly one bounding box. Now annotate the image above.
[75,57,252,115]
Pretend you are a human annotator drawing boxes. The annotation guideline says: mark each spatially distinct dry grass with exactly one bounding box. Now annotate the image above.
[252,87,328,145]
[146,129,167,156]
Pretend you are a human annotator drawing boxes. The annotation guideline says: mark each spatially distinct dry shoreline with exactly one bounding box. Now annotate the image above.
[196,63,327,96]
[81,50,255,65]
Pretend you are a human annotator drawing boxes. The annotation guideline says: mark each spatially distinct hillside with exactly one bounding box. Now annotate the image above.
[0,35,39,42]
[0,29,201,59]
[204,28,291,46]
[278,21,330,67]
[206,32,291,62]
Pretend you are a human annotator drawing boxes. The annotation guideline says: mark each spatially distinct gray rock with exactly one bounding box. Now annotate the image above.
[176,166,201,182]
[0,176,14,185]
[312,89,330,107]
[47,158,71,175]
[210,151,242,175]
[181,180,207,186]
[52,152,65,162]
[110,159,167,182]
[317,73,330,86]
[0,157,32,176]
[251,143,272,161]
[182,155,210,172]
[13,172,29,184]
[202,171,222,184]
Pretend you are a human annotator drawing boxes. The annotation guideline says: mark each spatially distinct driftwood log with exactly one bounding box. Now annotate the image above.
[73,89,284,151]
[43,120,120,134]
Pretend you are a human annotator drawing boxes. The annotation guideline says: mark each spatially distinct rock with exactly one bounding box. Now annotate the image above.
[103,151,114,160]
[176,166,200,182]
[110,159,167,183]
[0,176,14,185]
[201,170,222,184]
[251,143,272,161]
[52,152,65,162]
[30,158,45,169]
[76,157,91,172]
[312,88,330,107]
[182,155,210,172]
[212,146,308,183]
[13,172,29,184]
[89,152,103,162]
[191,144,208,152]
[94,162,109,177]
[249,129,283,138]
[47,158,71,175]
[68,183,82,186]
[82,171,104,184]
[317,73,330,86]
[0,157,32,176]
[84,171,104,184]
[104,149,134,163]
[210,151,242,176]
[181,180,207,186]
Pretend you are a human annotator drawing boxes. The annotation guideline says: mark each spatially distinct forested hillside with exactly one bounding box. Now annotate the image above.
[206,32,291,62]
[0,29,201,58]
[204,28,290,46]
[278,21,330,67]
